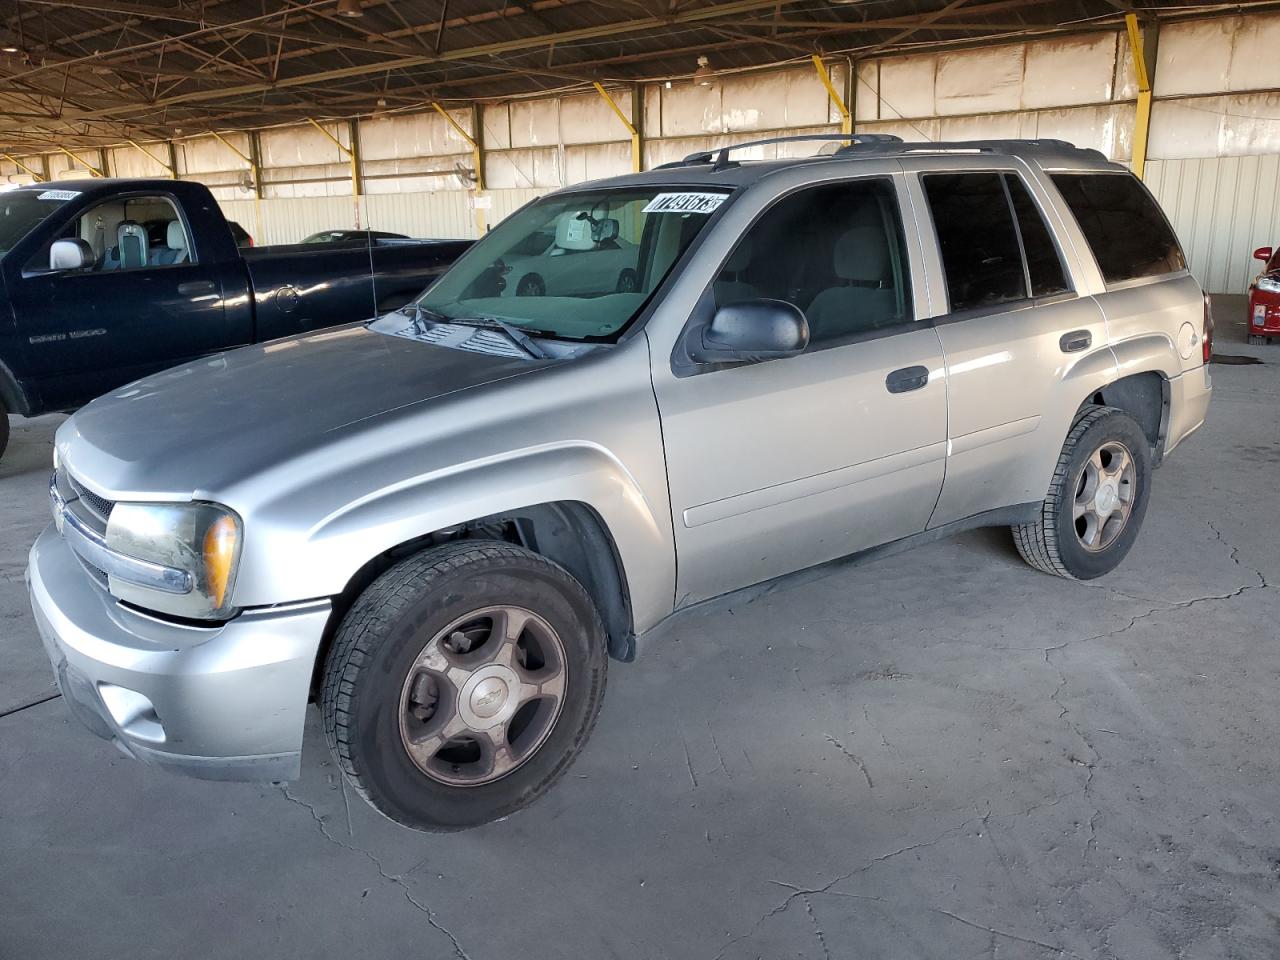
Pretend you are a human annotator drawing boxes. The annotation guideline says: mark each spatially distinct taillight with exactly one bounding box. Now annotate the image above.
[1202,292,1214,364]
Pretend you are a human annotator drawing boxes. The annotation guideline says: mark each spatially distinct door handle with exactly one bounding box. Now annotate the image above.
[1060,329,1092,353]
[178,280,216,295]
[886,365,930,394]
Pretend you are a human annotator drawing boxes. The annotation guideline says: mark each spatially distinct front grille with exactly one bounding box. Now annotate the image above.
[69,476,115,523]
[75,553,111,590]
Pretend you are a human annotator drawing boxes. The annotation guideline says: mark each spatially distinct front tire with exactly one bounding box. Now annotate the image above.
[0,397,9,462]
[321,541,607,831]
[1013,406,1151,580]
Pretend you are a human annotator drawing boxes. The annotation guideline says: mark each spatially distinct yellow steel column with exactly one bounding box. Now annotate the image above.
[58,146,105,177]
[3,153,45,181]
[1125,13,1154,181]
[127,138,176,177]
[432,102,485,191]
[306,117,361,227]
[812,54,852,136]
[592,81,641,172]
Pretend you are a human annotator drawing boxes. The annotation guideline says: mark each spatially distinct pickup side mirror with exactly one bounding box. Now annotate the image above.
[691,299,809,364]
[1253,246,1273,263]
[49,238,93,272]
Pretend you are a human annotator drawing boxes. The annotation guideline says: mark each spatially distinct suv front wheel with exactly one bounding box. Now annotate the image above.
[321,541,608,831]
[1013,405,1152,580]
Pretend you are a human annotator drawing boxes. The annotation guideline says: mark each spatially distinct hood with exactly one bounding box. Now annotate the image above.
[59,322,544,497]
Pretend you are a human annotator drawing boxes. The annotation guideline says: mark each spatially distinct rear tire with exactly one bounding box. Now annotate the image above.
[321,540,608,832]
[1013,406,1151,580]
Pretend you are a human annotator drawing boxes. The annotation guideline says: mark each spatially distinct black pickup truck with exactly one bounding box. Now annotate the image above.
[0,178,471,459]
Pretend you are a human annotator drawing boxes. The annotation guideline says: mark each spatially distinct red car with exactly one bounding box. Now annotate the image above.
[1248,245,1280,344]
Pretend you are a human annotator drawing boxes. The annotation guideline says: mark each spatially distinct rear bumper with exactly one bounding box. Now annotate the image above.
[1248,288,1280,334]
[1165,364,1211,457]
[26,524,330,782]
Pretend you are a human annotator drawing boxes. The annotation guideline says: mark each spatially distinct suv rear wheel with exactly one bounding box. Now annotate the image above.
[321,540,607,831]
[1013,405,1151,580]
[0,398,9,462]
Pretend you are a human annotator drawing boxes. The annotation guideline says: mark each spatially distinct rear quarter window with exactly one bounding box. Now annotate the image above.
[1051,173,1185,285]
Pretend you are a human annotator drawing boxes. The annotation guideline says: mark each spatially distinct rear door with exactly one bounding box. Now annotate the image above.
[651,172,948,605]
[906,163,1111,526]
[10,192,244,406]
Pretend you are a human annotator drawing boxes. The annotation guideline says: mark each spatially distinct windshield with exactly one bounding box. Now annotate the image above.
[0,188,76,255]
[416,187,730,340]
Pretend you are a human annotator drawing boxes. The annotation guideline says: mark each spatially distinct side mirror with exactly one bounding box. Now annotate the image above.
[1253,246,1273,263]
[49,239,93,272]
[691,299,809,364]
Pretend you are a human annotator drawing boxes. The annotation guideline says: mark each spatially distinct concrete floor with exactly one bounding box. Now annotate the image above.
[3,297,1278,960]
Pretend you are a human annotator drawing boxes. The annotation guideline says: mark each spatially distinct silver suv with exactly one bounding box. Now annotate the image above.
[28,136,1212,831]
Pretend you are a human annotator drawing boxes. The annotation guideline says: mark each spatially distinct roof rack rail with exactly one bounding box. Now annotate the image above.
[832,137,1104,161]
[670,133,904,171]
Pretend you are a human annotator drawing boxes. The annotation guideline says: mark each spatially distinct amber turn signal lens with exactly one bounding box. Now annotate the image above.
[203,514,239,609]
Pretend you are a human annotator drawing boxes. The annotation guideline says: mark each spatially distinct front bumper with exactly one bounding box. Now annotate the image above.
[26,524,330,782]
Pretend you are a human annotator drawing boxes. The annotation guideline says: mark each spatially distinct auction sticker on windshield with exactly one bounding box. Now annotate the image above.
[642,192,727,215]
[37,189,81,201]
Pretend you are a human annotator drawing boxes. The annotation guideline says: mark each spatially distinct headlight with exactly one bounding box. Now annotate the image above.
[1257,277,1280,294]
[106,502,243,619]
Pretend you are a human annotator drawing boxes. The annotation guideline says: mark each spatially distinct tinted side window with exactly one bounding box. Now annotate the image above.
[1051,173,1185,284]
[923,172,1027,312]
[1005,175,1069,297]
[716,178,912,344]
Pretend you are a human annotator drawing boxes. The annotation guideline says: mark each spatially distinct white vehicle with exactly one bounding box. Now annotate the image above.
[501,208,640,298]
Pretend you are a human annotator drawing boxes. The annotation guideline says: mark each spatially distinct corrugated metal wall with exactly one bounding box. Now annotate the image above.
[1146,155,1280,295]
[217,188,544,245]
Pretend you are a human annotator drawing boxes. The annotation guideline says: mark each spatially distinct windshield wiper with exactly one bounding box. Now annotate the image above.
[397,303,549,360]
[457,316,550,360]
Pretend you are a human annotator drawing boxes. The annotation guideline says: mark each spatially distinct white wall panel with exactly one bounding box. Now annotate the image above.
[1022,34,1116,108]
[484,147,560,189]
[360,110,473,159]
[875,56,937,119]
[178,134,250,176]
[564,142,630,185]
[107,144,170,179]
[935,46,1025,115]
[510,99,560,147]
[1147,155,1280,293]
[482,103,513,150]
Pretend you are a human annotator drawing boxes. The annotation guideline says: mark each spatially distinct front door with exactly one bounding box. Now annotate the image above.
[10,194,233,409]
[651,176,948,605]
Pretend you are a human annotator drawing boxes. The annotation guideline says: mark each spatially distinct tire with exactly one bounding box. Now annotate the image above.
[615,268,639,293]
[1012,405,1151,580]
[0,397,9,463]
[516,273,546,297]
[321,540,608,831]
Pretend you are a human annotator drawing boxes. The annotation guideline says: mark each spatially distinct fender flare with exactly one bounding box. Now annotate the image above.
[232,441,675,640]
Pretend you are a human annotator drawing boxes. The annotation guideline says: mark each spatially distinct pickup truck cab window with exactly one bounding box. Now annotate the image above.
[33,194,195,273]
[415,186,728,341]
[714,177,912,344]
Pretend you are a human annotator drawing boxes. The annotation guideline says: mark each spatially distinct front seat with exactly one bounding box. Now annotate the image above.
[104,220,148,271]
[151,221,188,265]
[713,238,758,305]
[806,225,896,341]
